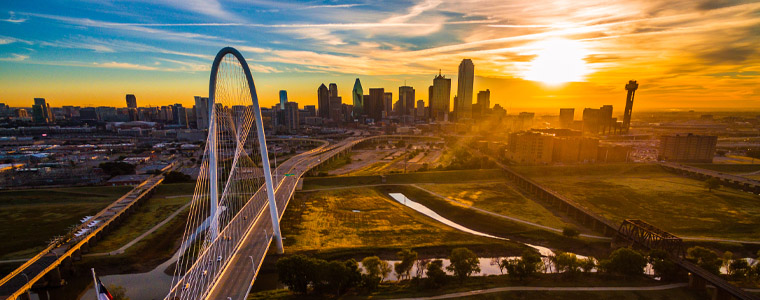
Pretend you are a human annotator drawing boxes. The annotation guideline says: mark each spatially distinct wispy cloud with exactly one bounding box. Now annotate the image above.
[0,53,29,61]
[3,12,27,23]
[92,61,159,70]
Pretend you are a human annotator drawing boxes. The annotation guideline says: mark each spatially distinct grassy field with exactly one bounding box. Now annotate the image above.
[282,187,529,260]
[89,182,195,253]
[303,169,508,190]
[512,164,760,240]
[688,163,760,174]
[378,185,609,257]
[249,273,707,300]
[0,185,133,259]
[417,182,570,229]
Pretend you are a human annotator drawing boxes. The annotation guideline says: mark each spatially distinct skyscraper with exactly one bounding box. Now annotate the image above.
[317,84,330,119]
[399,86,415,116]
[329,83,338,98]
[623,80,638,134]
[330,96,343,123]
[476,89,490,116]
[279,90,288,109]
[383,92,393,118]
[173,103,188,128]
[352,78,363,117]
[284,101,299,132]
[126,94,137,108]
[559,108,574,129]
[32,98,53,124]
[367,88,385,121]
[456,59,474,120]
[194,96,210,129]
[430,71,451,121]
[417,99,426,118]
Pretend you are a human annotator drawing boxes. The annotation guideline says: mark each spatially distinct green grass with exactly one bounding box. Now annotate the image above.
[512,164,760,240]
[378,185,609,257]
[89,182,195,253]
[0,185,132,259]
[417,182,570,229]
[283,187,529,258]
[303,169,507,190]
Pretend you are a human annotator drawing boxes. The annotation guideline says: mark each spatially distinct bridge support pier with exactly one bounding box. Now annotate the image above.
[16,290,31,300]
[45,267,64,287]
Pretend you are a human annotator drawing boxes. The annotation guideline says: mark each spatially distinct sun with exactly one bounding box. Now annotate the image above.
[522,38,591,86]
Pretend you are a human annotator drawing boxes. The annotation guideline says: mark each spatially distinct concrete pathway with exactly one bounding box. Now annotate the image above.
[389,283,690,300]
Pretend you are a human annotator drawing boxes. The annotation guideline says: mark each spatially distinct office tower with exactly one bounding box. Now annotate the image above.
[173,103,188,128]
[194,96,210,129]
[126,94,137,108]
[279,90,287,109]
[367,88,385,121]
[317,84,330,119]
[517,112,535,130]
[399,85,415,116]
[329,83,338,98]
[582,108,599,133]
[304,105,316,118]
[658,134,717,163]
[430,71,451,121]
[330,96,342,123]
[622,80,638,133]
[79,107,98,120]
[456,59,474,120]
[352,78,363,117]
[32,98,53,123]
[559,108,574,129]
[284,101,299,132]
[476,89,490,117]
[416,99,426,118]
[599,105,613,134]
[383,92,393,118]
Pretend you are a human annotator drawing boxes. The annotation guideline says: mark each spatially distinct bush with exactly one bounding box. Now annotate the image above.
[604,248,647,276]
[447,248,480,281]
[361,256,390,291]
[394,249,418,281]
[276,255,313,294]
[276,255,360,296]
[554,252,581,276]
[504,249,543,281]
[562,227,580,238]
[648,249,681,281]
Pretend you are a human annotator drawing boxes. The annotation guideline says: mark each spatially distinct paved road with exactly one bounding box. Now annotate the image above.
[389,283,690,300]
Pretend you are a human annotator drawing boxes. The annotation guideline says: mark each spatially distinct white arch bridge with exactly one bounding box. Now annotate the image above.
[165,47,364,300]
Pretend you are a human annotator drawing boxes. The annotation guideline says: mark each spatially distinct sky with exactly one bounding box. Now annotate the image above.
[1,0,759,113]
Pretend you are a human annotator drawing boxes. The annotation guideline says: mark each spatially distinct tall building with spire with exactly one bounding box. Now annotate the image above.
[622,80,638,134]
[456,59,474,120]
[352,78,363,117]
[429,70,451,121]
[317,84,330,118]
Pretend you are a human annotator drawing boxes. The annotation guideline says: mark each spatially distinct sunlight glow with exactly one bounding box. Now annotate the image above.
[522,38,591,85]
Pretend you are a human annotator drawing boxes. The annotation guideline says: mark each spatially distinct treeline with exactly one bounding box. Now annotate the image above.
[276,246,760,297]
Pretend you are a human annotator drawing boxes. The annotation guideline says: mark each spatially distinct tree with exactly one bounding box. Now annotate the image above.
[648,249,681,281]
[728,259,750,280]
[394,249,418,280]
[108,285,129,300]
[554,252,581,276]
[163,171,192,183]
[687,246,721,275]
[604,248,647,276]
[276,255,314,294]
[705,177,721,192]
[98,162,135,177]
[446,248,480,281]
[580,257,596,273]
[425,259,448,288]
[562,227,580,238]
[322,259,361,295]
[504,249,543,281]
[361,256,387,290]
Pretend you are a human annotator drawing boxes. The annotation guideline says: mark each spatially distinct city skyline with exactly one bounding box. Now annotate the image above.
[1,0,759,110]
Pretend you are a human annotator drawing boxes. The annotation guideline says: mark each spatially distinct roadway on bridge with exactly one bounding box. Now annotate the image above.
[203,137,362,300]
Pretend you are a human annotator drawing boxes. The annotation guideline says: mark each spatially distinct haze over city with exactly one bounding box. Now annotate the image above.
[1,0,759,109]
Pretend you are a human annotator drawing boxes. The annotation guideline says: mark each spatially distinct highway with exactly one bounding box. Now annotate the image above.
[0,174,166,300]
[168,136,365,300]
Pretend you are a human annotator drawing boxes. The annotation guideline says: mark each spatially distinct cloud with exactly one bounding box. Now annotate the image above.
[3,12,27,23]
[0,35,33,45]
[92,61,158,70]
[0,54,29,61]
[382,0,442,24]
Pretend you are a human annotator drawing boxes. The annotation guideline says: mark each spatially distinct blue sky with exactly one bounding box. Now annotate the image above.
[1,0,759,110]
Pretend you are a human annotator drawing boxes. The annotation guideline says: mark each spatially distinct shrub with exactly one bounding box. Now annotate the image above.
[562,227,580,238]
[605,248,647,276]
[425,259,448,288]
[447,248,480,281]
